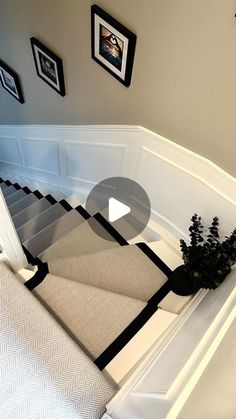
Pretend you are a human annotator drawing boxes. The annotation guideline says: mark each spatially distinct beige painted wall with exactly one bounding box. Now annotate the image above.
[0,0,236,176]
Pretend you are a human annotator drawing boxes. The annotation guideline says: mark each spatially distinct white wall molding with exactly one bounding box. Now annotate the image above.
[0,188,28,271]
[103,272,236,419]
[139,126,236,204]
[0,124,235,240]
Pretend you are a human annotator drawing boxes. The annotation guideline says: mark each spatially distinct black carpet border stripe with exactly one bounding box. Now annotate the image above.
[13,183,21,190]
[75,205,91,220]
[148,280,172,305]
[95,303,158,370]
[22,245,42,266]
[5,180,11,186]
[22,186,32,194]
[33,190,43,199]
[136,242,172,277]
[59,199,73,212]
[24,263,49,291]
[94,278,172,370]
[94,213,128,246]
[45,194,57,205]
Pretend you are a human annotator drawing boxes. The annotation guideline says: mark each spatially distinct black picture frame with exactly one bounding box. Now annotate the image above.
[30,37,65,96]
[91,5,136,87]
[0,59,24,103]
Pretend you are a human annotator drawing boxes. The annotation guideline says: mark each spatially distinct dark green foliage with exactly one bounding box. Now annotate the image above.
[180,214,236,289]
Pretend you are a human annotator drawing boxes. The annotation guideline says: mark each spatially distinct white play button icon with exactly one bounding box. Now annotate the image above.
[85,177,151,241]
[108,197,131,222]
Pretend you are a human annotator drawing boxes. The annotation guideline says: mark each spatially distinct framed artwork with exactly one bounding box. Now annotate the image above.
[0,59,24,103]
[30,37,65,96]
[91,5,137,87]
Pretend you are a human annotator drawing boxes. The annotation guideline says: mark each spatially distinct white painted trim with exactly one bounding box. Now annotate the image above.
[0,188,28,271]
[138,126,236,202]
[167,305,236,418]
[0,124,235,244]
[104,272,235,419]
[21,136,61,175]
[105,290,207,411]
[0,124,234,193]
[138,144,236,208]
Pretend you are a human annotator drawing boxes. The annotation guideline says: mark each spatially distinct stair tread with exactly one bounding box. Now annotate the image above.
[47,245,167,302]
[9,193,38,217]
[12,197,51,228]
[41,216,120,262]
[33,274,146,360]
[6,189,27,206]
[24,209,85,257]
[0,183,8,191]
[2,185,17,198]
[17,203,67,243]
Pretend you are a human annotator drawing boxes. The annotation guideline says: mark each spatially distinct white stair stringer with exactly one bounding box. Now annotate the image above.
[0,189,28,271]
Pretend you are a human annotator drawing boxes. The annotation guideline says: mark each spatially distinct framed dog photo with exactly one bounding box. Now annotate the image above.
[91,5,137,87]
[0,60,24,103]
[30,37,65,96]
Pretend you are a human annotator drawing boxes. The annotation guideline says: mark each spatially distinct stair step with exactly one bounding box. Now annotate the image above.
[9,193,38,217]
[17,203,67,243]
[0,182,8,191]
[47,245,167,302]
[13,198,53,229]
[2,185,17,198]
[24,209,85,257]
[66,193,83,208]
[6,189,27,206]
[41,216,120,262]
[33,274,146,359]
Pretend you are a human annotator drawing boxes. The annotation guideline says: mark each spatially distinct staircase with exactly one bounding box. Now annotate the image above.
[1,176,234,419]
[0,177,190,385]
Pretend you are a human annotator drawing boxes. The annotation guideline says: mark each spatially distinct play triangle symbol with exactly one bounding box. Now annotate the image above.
[108,198,131,222]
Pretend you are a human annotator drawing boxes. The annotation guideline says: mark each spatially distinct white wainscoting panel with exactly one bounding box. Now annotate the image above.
[21,137,60,175]
[135,146,236,238]
[0,124,235,241]
[65,141,127,186]
[0,136,22,167]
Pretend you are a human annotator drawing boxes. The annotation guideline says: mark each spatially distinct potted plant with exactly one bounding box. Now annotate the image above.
[170,214,236,296]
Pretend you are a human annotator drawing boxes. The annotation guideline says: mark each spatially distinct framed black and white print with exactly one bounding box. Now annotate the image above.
[0,60,24,103]
[30,37,65,96]
[91,5,137,87]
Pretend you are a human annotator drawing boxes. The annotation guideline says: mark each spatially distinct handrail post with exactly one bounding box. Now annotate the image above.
[0,188,28,272]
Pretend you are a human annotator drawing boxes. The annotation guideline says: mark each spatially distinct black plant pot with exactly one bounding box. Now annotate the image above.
[169,265,200,296]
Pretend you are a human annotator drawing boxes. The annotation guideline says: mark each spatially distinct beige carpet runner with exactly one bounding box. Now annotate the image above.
[40,216,121,261]
[47,245,167,301]
[0,177,172,377]
[32,245,169,361]
[0,262,115,419]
